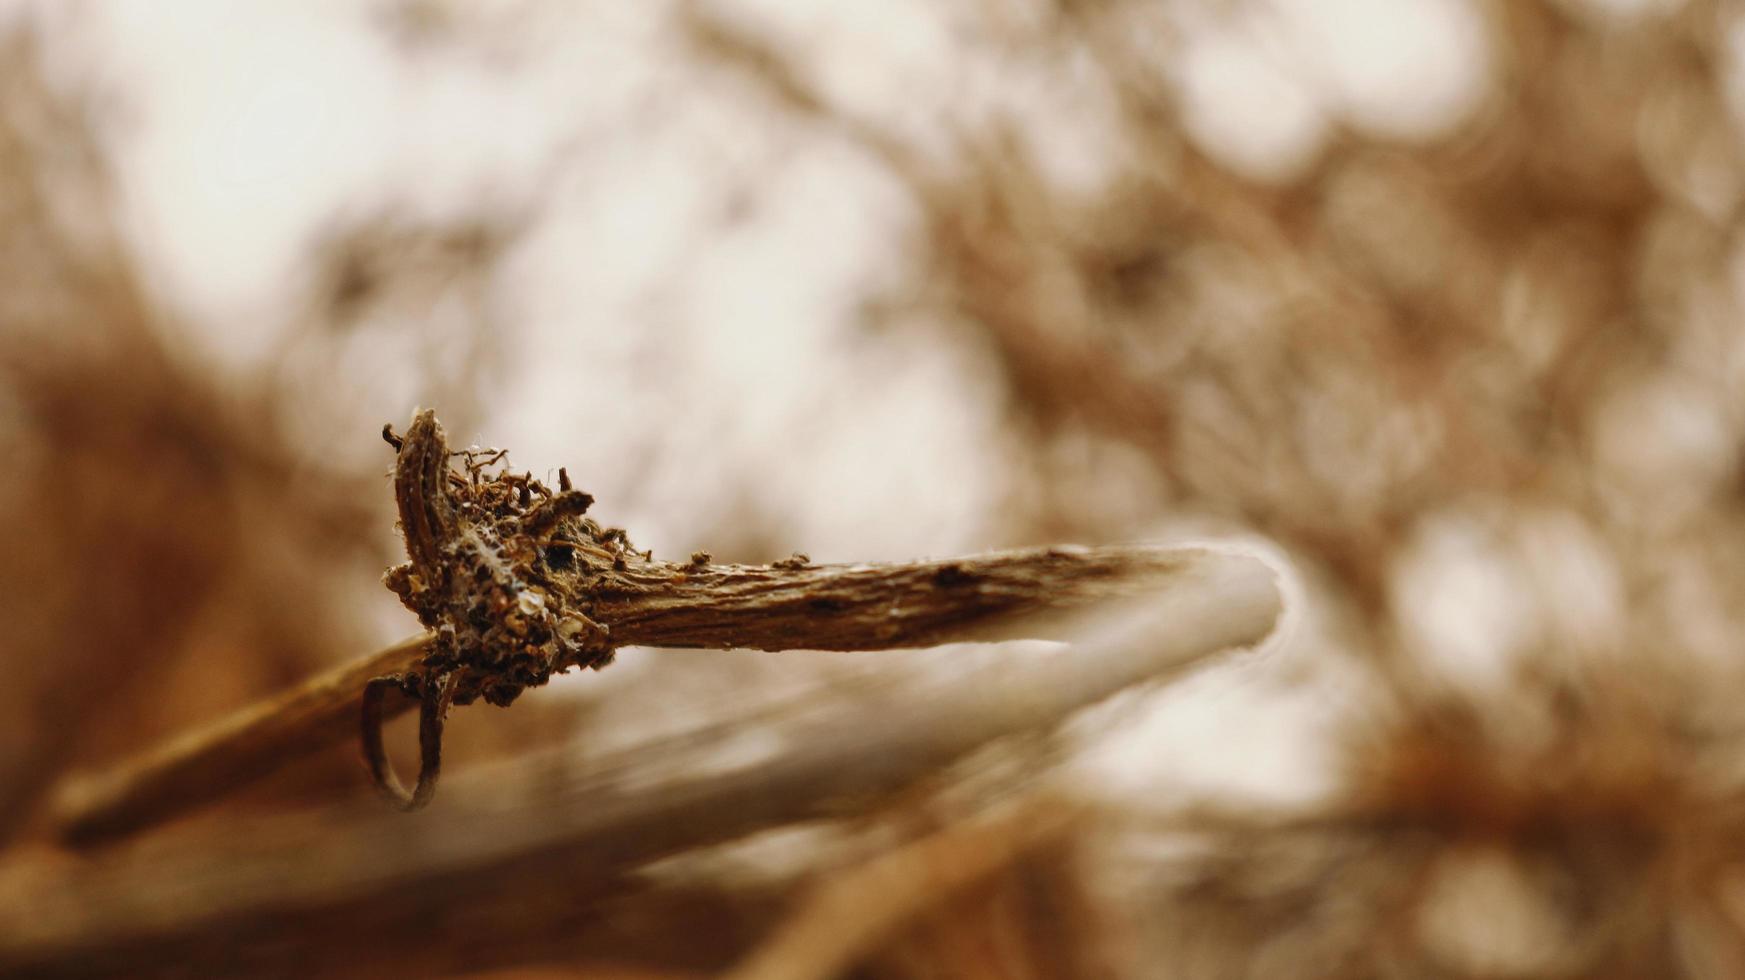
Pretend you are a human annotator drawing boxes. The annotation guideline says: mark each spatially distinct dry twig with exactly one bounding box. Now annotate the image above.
[4,546,1278,976]
[52,410,1282,846]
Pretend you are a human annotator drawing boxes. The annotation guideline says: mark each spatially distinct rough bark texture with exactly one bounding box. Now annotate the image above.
[2,547,1280,977]
[52,544,1266,845]
[50,409,1278,846]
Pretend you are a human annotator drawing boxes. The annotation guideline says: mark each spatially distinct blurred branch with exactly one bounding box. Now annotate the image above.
[52,545,1279,847]
[49,635,433,846]
[6,557,1278,976]
[723,793,1082,980]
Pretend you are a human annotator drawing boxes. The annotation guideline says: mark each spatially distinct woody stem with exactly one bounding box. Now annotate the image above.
[50,544,1276,845]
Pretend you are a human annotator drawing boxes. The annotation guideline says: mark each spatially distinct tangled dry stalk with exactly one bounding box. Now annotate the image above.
[5,476,1279,975]
[48,410,1283,846]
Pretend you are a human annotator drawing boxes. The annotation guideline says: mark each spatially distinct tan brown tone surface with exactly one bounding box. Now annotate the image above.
[10,1,1745,977]
[52,406,1280,843]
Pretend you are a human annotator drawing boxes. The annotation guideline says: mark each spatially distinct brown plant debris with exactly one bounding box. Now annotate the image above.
[50,410,1282,842]
[365,410,615,806]
[3,555,1277,977]
[386,416,615,704]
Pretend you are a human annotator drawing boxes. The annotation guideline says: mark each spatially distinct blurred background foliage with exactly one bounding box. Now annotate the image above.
[7,0,1745,975]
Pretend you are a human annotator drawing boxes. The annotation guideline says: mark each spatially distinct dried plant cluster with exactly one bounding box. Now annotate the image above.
[382,410,615,712]
[39,405,1275,856]
[5,0,1745,977]
[359,407,1275,814]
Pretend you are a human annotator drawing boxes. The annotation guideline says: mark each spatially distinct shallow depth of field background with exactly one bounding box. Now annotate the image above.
[6,0,1745,976]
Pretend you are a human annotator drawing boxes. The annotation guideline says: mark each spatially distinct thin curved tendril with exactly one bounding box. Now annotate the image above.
[360,671,456,811]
